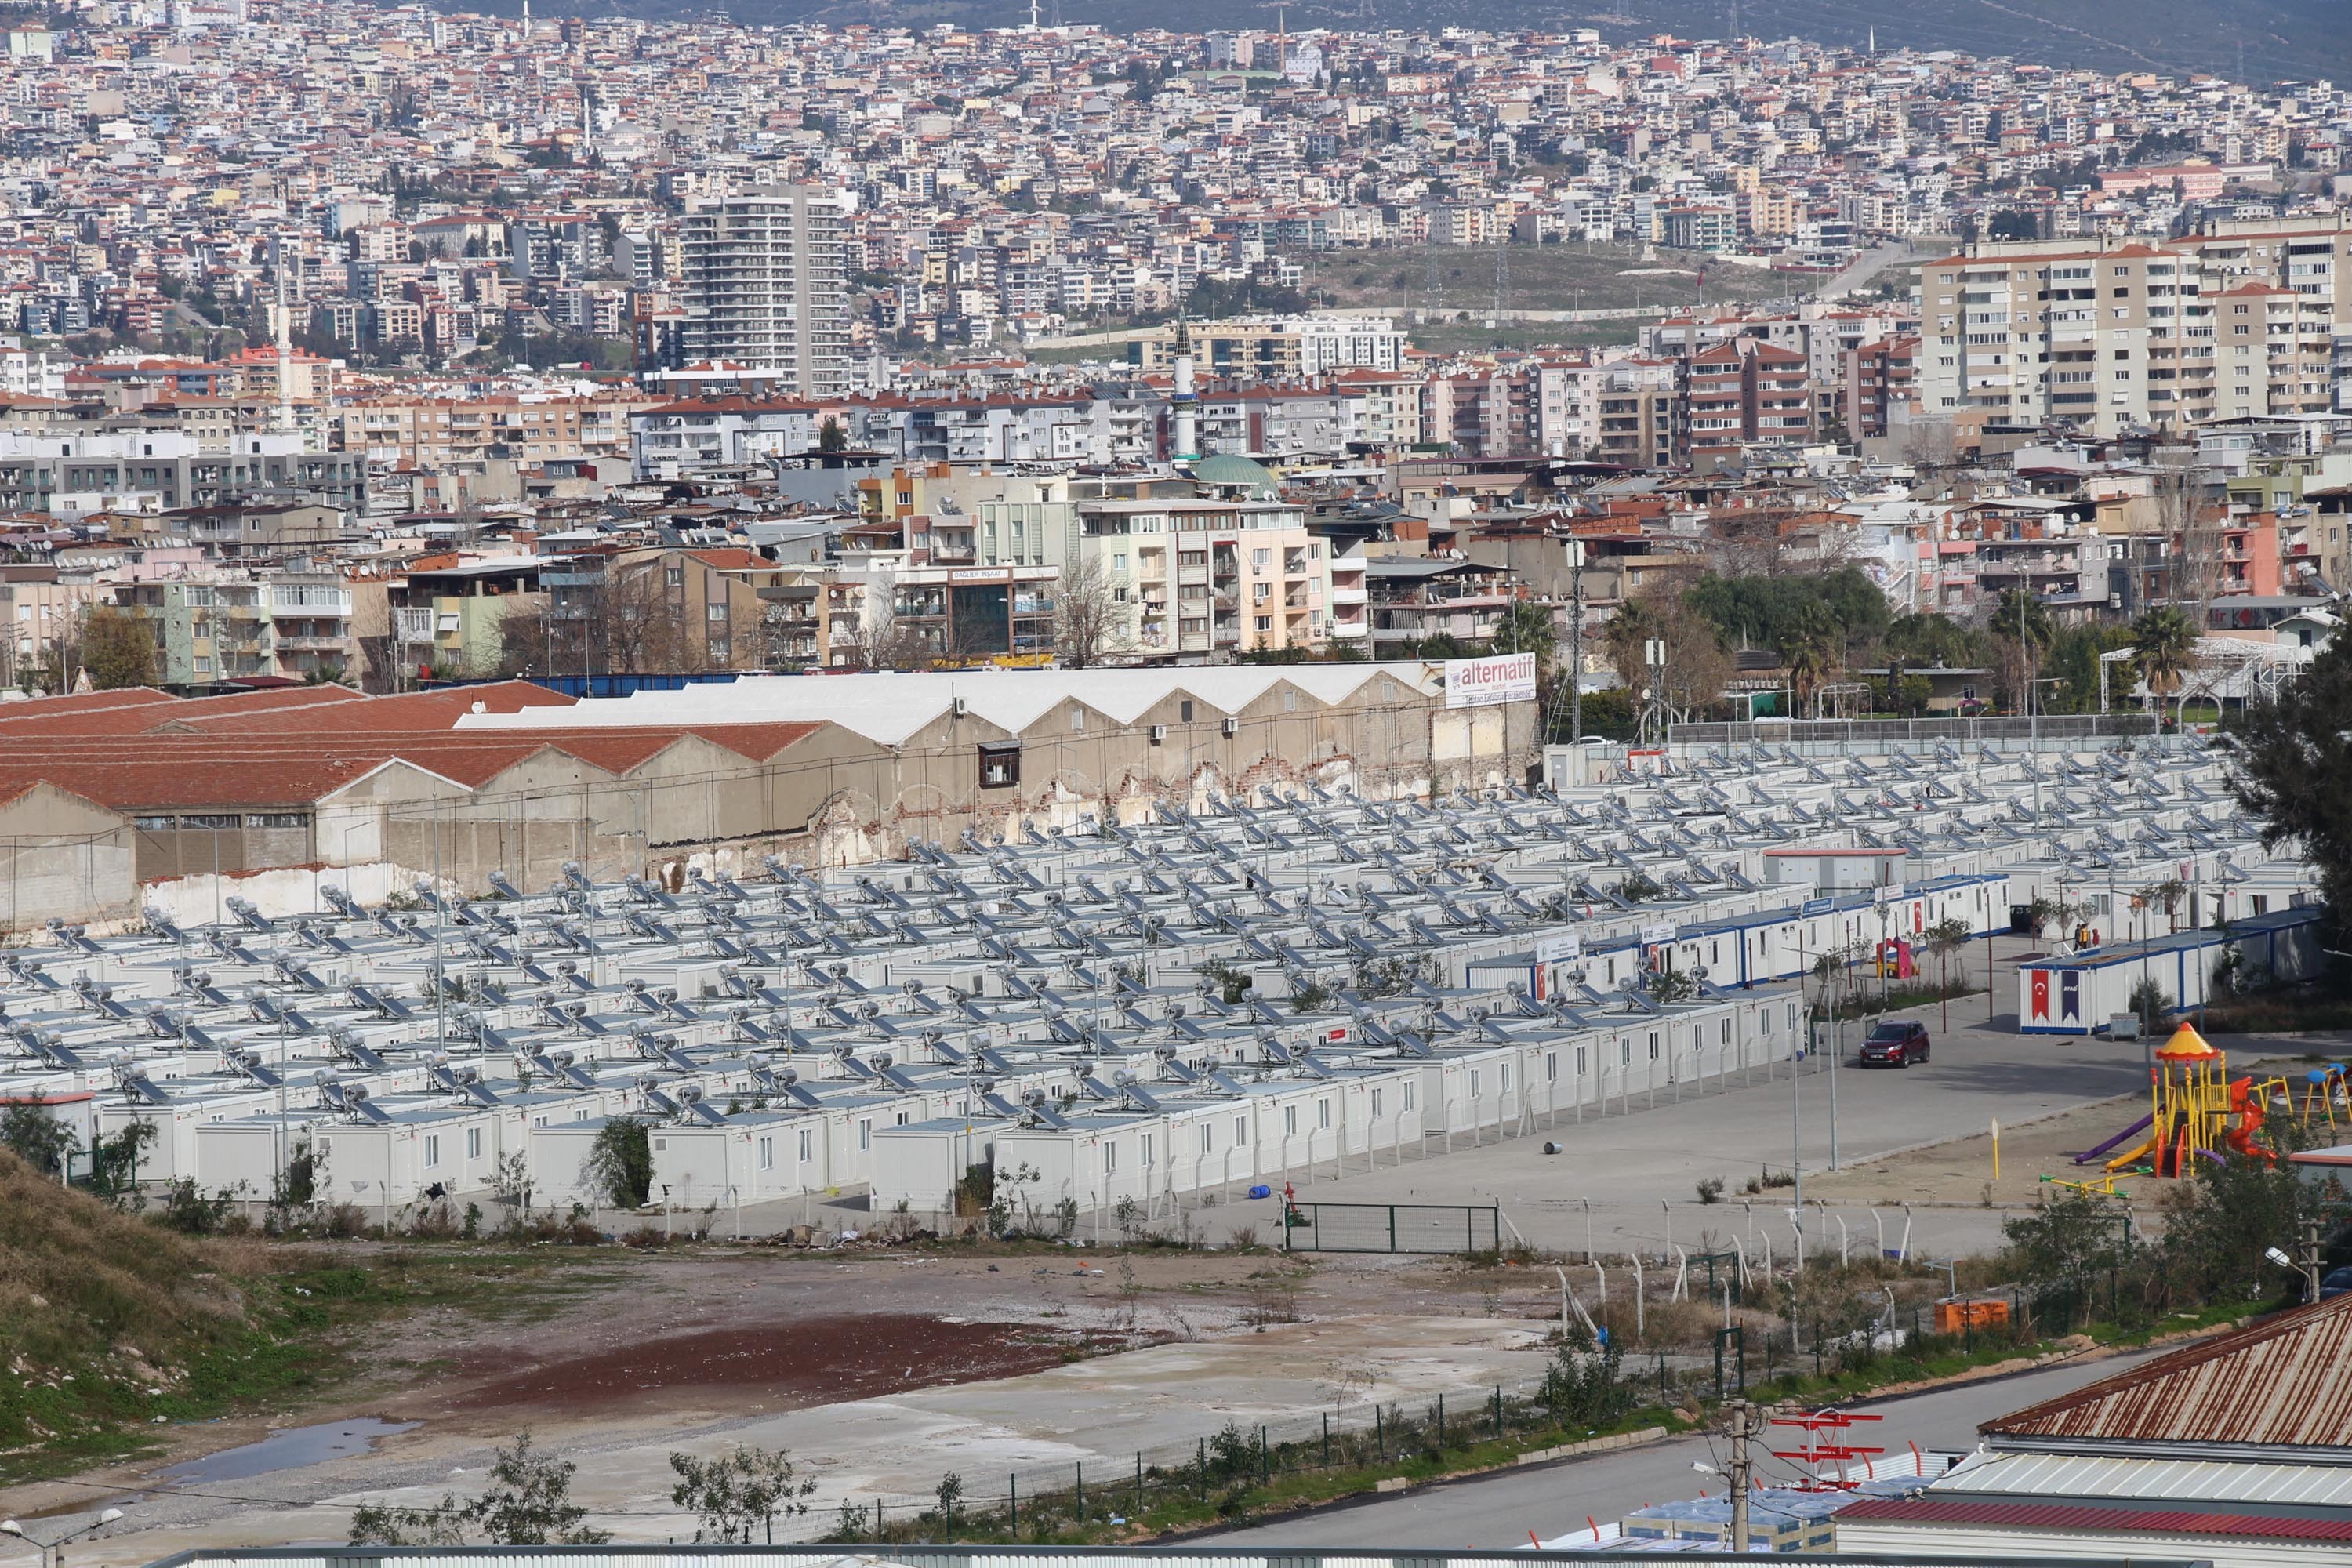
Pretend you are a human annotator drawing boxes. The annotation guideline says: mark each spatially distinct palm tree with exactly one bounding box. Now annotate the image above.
[1989,589,2054,715]
[1989,588,2054,649]
[1787,628,1842,716]
[2128,605,2199,722]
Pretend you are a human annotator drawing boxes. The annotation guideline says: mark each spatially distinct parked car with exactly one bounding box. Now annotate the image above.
[2320,1266,2352,1301]
[1859,1020,1931,1067]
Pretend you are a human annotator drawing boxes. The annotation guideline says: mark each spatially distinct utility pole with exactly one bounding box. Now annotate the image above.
[1725,1399,1766,1552]
[1568,539,1586,742]
[2296,1216,2325,1304]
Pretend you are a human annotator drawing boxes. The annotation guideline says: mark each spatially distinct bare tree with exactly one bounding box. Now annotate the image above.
[2160,466,2222,619]
[844,570,932,670]
[1900,417,1957,471]
[1604,589,1734,725]
[1052,554,1127,668]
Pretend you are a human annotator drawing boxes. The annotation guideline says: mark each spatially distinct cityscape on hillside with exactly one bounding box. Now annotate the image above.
[2,7,2352,1568]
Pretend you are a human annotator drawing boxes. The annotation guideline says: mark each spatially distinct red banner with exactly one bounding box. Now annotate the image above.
[2030,969,2050,1021]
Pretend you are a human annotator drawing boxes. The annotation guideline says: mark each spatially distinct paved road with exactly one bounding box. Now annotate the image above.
[1277,971,2151,1263]
[1203,1344,2165,1548]
[1822,238,1953,297]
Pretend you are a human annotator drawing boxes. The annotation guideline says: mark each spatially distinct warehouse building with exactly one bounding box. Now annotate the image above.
[0,663,1534,928]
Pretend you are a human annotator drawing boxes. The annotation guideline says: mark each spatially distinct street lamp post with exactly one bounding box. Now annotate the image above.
[2,1510,125,1568]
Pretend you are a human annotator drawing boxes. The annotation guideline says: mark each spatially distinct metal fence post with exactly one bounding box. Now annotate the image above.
[1010,1473,1017,1532]
[1076,1460,1084,1520]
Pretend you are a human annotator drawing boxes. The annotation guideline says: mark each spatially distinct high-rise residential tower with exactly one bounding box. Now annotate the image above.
[678,190,850,396]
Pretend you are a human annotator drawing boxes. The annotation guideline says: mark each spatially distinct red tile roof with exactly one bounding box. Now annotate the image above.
[1,685,365,738]
[181,681,575,732]
[0,688,176,724]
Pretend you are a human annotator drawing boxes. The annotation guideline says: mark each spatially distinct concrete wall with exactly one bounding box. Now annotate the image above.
[0,782,138,929]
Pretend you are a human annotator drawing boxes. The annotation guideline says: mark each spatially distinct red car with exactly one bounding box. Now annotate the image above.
[1860,1020,1931,1067]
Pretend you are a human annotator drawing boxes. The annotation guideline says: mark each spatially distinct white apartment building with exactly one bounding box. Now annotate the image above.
[1920,219,2352,438]
[1078,496,1336,659]
[0,345,64,399]
[678,190,852,397]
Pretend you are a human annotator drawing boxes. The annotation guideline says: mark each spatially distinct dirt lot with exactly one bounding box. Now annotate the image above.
[0,1246,1479,1509]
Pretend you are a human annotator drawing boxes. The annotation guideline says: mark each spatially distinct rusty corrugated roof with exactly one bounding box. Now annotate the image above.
[1986,1294,2352,1449]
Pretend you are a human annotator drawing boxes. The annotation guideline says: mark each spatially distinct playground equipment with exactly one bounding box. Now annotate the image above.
[2071,1023,2290,1179]
[2299,1065,2348,1131]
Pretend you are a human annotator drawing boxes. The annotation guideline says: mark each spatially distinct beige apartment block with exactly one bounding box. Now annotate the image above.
[1921,218,2352,440]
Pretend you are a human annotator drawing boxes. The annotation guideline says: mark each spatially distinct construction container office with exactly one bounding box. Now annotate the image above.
[2016,905,2325,1036]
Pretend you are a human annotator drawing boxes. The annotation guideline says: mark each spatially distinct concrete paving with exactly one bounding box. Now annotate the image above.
[1269,973,2152,1265]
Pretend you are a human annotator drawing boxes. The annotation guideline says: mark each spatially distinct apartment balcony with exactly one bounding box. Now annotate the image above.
[268,586,352,616]
[394,608,434,642]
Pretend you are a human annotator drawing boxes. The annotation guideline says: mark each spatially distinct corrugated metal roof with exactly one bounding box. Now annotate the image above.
[1935,1450,2352,1508]
[1987,1293,2352,1448]
[1835,1497,2352,1542]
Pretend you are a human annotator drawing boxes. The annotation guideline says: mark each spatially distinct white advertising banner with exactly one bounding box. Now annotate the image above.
[1443,652,1538,708]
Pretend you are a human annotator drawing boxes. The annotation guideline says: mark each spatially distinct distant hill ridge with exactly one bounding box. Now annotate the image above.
[476,0,2349,86]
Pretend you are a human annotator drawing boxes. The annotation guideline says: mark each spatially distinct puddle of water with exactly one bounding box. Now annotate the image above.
[159,1417,419,1484]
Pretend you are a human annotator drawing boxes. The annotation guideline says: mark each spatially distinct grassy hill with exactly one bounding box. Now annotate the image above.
[1299,241,1800,319]
[0,1149,287,1479]
[0,1152,609,1484]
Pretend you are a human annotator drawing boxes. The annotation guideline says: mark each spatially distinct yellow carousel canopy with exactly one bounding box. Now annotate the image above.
[2154,1022,2222,1062]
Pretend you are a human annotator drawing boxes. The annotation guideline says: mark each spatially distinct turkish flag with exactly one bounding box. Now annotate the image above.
[2031,969,2050,1021]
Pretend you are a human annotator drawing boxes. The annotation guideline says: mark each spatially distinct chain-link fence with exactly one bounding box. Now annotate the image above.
[815,1352,1657,1544]
[1669,715,2157,747]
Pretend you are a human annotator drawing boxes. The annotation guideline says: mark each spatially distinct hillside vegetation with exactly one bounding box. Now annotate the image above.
[1300,241,1797,320]
[0,1151,612,1484]
[0,1149,286,1475]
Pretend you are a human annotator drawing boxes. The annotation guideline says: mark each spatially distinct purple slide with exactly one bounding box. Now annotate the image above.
[2073,1114,2153,1166]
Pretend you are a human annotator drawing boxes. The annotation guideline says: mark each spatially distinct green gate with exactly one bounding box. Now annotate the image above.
[1279,1202,1502,1254]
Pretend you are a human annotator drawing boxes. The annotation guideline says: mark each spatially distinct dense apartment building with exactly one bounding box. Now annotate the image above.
[0,428,363,517]
[1920,218,2352,439]
[1595,360,1681,467]
[677,191,852,397]
[1127,317,1408,377]
[1682,339,1817,465]
[336,392,650,469]
[1078,493,1341,659]
[110,568,358,684]
[1842,335,1920,441]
